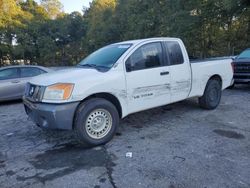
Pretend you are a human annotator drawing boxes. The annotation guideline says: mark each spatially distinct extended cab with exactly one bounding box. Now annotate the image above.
[23,38,234,146]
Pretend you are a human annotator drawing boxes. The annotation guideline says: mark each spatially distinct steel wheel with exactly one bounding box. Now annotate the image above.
[85,109,112,139]
[208,87,218,103]
[74,98,119,146]
[199,79,222,110]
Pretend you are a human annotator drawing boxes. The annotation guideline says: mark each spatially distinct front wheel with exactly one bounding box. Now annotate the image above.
[199,79,222,110]
[74,98,119,146]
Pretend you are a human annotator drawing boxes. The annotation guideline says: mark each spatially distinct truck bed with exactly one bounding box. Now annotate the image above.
[190,56,234,63]
[189,58,233,98]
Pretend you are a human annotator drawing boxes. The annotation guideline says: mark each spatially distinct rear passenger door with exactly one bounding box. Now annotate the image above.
[125,42,171,113]
[164,41,191,102]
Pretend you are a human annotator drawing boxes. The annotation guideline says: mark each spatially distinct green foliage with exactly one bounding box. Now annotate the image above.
[83,0,118,52]
[41,0,64,19]
[84,0,250,58]
[0,0,29,28]
[0,0,250,66]
[0,0,85,66]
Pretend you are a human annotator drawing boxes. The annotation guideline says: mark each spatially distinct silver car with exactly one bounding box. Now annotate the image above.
[0,65,52,101]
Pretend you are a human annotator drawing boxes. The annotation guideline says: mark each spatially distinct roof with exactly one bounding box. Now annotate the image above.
[115,37,181,45]
[0,65,52,72]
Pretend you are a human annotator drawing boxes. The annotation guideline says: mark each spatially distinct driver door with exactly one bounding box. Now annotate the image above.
[125,42,171,114]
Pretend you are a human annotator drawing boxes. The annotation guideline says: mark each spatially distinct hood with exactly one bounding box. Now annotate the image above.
[30,67,103,86]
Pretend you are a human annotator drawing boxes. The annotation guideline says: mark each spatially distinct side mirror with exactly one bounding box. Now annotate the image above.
[232,56,238,60]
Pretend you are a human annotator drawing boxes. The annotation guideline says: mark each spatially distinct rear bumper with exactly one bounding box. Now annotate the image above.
[23,98,79,130]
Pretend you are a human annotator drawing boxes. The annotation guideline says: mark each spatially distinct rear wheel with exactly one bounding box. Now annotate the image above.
[74,98,119,146]
[199,79,222,110]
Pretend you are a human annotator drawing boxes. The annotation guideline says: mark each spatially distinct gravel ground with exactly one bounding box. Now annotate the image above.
[0,85,249,188]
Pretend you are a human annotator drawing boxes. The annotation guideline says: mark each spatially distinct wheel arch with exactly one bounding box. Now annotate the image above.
[204,74,222,91]
[201,74,222,96]
[209,74,222,85]
[78,92,123,119]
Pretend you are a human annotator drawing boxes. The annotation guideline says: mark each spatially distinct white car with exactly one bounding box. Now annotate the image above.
[23,38,234,146]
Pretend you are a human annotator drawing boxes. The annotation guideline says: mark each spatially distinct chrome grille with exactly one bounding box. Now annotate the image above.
[25,83,44,102]
[234,63,250,73]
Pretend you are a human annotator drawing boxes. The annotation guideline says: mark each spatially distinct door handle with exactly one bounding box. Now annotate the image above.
[160,71,169,76]
[11,80,20,83]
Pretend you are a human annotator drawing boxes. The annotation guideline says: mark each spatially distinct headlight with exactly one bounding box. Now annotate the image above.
[43,83,74,100]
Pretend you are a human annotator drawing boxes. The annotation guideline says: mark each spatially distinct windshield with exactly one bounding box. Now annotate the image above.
[78,43,132,69]
[237,49,250,59]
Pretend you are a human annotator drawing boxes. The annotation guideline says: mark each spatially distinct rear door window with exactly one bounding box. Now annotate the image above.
[20,68,45,78]
[164,41,184,65]
[0,68,19,80]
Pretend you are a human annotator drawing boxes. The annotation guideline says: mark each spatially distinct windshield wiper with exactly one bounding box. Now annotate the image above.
[77,64,109,71]
[78,64,98,68]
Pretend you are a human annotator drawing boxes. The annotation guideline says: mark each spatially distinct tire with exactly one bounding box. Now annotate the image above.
[74,98,119,146]
[199,79,222,110]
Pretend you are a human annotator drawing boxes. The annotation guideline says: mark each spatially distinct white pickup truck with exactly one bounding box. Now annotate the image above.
[23,38,233,146]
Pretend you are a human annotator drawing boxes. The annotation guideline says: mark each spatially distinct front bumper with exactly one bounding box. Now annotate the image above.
[23,98,79,130]
[234,73,250,83]
[234,79,250,83]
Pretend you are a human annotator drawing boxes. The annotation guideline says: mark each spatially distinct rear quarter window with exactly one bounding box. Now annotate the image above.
[20,68,46,78]
[164,41,184,65]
